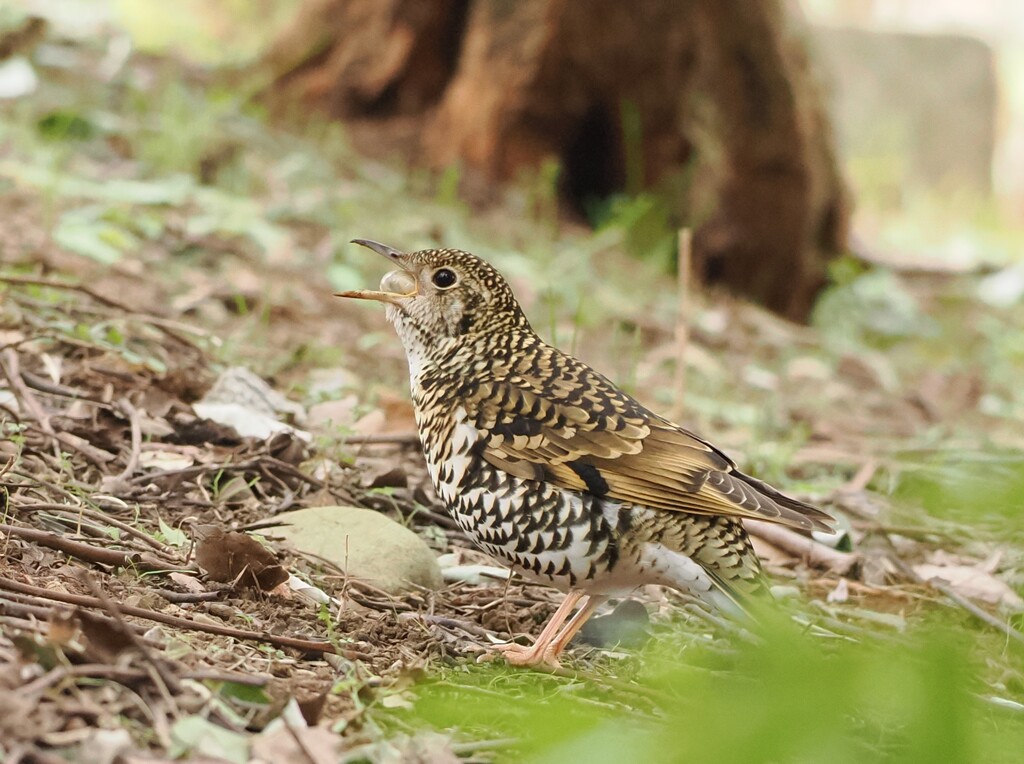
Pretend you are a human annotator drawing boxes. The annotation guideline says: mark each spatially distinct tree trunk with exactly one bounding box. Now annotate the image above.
[260,0,849,321]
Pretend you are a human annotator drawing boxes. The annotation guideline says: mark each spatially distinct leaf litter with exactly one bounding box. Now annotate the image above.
[3,233,1022,759]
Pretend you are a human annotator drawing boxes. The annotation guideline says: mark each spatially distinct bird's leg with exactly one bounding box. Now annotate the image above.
[541,594,607,664]
[493,590,586,668]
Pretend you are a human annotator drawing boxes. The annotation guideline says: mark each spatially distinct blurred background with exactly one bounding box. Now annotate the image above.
[9,0,1023,269]
[2,1,1023,761]
[806,0,1024,267]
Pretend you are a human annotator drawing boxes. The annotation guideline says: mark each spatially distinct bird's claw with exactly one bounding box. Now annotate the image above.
[486,640,563,670]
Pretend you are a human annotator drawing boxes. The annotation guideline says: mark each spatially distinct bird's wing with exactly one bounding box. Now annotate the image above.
[464,363,833,533]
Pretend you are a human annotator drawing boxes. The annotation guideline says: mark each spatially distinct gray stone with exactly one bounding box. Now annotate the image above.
[274,506,443,594]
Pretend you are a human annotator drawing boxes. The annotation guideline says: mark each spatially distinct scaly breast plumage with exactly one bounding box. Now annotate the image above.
[413,391,624,588]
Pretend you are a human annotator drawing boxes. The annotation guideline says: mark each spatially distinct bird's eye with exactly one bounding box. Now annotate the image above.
[431,268,458,289]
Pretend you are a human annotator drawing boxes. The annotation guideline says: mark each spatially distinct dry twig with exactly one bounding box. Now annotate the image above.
[670,227,692,422]
[340,432,420,445]
[745,519,859,575]
[0,523,185,572]
[0,574,359,656]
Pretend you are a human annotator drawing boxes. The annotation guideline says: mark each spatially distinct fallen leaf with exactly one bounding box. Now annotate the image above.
[296,689,329,726]
[286,574,333,606]
[914,562,1024,610]
[251,722,339,764]
[139,448,197,471]
[46,608,78,646]
[195,366,308,436]
[214,474,256,505]
[169,572,206,594]
[170,715,250,764]
[826,577,850,604]
[70,727,135,764]
[356,456,408,489]
[77,609,136,663]
[194,526,289,591]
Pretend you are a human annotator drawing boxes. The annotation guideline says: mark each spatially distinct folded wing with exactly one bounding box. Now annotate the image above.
[465,358,833,533]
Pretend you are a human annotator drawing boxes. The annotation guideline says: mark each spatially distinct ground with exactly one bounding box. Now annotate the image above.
[1,18,1023,764]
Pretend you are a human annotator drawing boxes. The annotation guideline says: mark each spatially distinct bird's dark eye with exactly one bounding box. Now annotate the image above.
[432,268,458,289]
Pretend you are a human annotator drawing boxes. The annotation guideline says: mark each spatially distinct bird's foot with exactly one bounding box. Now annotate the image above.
[486,640,563,670]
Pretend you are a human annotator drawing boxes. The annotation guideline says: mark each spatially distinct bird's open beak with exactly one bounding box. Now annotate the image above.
[334,239,418,305]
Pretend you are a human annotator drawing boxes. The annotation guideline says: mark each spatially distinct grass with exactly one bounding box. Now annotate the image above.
[381,613,1024,763]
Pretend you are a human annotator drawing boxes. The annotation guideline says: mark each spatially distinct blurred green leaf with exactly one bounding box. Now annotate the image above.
[54,207,135,264]
[327,262,365,293]
[217,681,271,706]
[37,111,95,141]
[814,268,934,349]
[408,616,1021,764]
[170,715,250,764]
[896,453,1024,533]
[158,517,188,548]
[591,192,676,269]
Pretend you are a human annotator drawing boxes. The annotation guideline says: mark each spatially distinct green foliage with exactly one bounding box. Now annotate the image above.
[215,680,272,707]
[405,617,1024,763]
[620,99,645,196]
[53,204,141,264]
[114,0,300,65]
[37,110,96,141]
[813,266,934,350]
[156,518,189,548]
[896,452,1024,536]
[590,192,677,269]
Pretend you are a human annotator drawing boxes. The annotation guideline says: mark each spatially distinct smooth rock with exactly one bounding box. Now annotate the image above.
[274,506,442,594]
[578,600,651,649]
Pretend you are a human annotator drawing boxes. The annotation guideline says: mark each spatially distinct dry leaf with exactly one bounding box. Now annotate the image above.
[168,572,206,594]
[194,526,289,591]
[826,577,850,604]
[76,609,136,663]
[251,724,339,764]
[914,562,1024,610]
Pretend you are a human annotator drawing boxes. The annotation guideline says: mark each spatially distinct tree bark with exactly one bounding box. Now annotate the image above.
[261,0,849,321]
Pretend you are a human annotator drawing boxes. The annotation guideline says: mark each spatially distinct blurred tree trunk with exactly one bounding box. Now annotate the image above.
[260,0,848,321]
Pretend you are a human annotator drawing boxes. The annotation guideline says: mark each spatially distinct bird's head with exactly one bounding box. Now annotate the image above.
[337,240,531,360]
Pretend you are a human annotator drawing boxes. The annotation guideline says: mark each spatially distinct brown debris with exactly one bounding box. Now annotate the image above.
[194,526,290,591]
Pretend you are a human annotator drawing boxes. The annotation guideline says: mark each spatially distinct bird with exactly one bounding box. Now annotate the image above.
[338,239,833,668]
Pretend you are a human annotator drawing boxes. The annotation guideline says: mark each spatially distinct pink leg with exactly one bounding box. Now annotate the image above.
[543,594,607,664]
[493,592,608,669]
[493,591,586,668]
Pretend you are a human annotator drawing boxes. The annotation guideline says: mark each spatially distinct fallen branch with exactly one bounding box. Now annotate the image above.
[402,612,494,640]
[340,432,420,445]
[0,523,185,573]
[110,396,143,487]
[0,347,53,432]
[128,456,323,490]
[12,501,176,555]
[22,421,117,467]
[1,348,117,466]
[0,273,209,351]
[19,663,269,698]
[889,557,1024,646]
[150,587,225,604]
[745,519,859,575]
[0,574,358,657]
[78,569,182,701]
[926,579,1024,644]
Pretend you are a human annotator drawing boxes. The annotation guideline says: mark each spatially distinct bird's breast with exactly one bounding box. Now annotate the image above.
[420,404,482,507]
